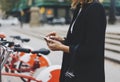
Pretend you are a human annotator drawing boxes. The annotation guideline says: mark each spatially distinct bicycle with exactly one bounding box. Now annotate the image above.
[4,35,51,73]
[1,43,61,82]
[0,38,51,81]
[1,38,61,82]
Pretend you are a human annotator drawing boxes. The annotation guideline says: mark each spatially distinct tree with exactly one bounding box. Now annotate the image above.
[0,0,20,15]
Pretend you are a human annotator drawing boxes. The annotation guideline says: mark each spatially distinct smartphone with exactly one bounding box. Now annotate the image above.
[44,37,48,41]
[39,35,46,40]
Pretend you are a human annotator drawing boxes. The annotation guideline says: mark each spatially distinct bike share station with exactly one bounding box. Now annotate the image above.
[0,1,72,82]
[0,34,61,82]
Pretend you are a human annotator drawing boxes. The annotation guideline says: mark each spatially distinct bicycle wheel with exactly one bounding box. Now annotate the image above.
[17,61,30,82]
[16,54,51,82]
[19,53,51,68]
[34,65,61,82]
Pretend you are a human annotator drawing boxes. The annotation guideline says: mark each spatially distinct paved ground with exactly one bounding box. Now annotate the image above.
[1,22,120,65]
[1,22,120,82]
[12,22,120,63]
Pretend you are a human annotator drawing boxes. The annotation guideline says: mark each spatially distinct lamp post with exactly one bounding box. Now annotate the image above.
[108,0,116,24]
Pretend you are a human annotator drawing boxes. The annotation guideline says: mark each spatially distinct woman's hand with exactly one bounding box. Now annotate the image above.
[45,37,69,53]
[45,37,63,51]
[46,32,64,42]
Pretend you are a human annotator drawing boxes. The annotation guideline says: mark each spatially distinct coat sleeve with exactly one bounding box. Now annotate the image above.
[69,3,106,57]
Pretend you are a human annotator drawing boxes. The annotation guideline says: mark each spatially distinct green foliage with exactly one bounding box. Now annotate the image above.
[0,0,72,12]
[35,0,71,3]
[0,0,20,12]
[34,0,71,6]
[102,0,120,7]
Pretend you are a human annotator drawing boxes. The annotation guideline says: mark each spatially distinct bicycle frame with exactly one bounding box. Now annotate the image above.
[2,65,61,82]
[0,45,12,69]
[6,36,50,72]
[1,36,61,82]
[4,51,51,73]
[2,72,42,82]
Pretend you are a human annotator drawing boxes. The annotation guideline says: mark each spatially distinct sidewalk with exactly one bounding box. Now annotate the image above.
[13,23,120,64]
[105,22,120,64]
[106,22,120,33]
[19,22,120,34]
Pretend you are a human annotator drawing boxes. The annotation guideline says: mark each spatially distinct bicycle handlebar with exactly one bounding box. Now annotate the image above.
[31,48,50,55]
[0,41,14,47]
[14,47,50,55]
[0,40,50,55]
[10,35,30,43]
[14,47,31,53]
[10,35,21,40]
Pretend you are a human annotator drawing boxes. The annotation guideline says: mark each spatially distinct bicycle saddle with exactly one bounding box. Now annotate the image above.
[21,38,30,43]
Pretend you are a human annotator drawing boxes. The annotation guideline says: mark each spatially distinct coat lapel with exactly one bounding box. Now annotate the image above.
[66,3,92,40]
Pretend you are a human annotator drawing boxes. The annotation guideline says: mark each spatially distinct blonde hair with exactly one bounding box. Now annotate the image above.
[71,0,94,9]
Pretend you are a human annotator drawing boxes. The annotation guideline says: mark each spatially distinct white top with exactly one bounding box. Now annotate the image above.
[70,8,82,33]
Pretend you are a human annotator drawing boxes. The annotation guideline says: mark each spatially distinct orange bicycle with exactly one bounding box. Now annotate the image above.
[1,39,61,82]
[4,35,51,73]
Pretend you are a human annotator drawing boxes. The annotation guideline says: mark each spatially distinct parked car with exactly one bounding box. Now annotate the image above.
[0,16,20,27]
[48,17,65,25]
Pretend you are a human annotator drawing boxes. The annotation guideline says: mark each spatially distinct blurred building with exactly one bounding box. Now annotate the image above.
[11,0,72,24]
[12,0,120,24]
[101,0,120,16]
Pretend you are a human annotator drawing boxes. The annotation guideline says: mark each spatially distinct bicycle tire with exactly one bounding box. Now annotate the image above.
[16,55,51,82]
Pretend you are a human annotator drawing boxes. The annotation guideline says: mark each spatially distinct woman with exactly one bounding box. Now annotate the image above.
[45,0,106,82]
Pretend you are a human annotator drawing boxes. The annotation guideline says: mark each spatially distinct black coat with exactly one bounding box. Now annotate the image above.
[60,2,106,82]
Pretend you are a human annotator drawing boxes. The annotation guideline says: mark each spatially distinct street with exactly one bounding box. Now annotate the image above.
[1,24,120,82]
